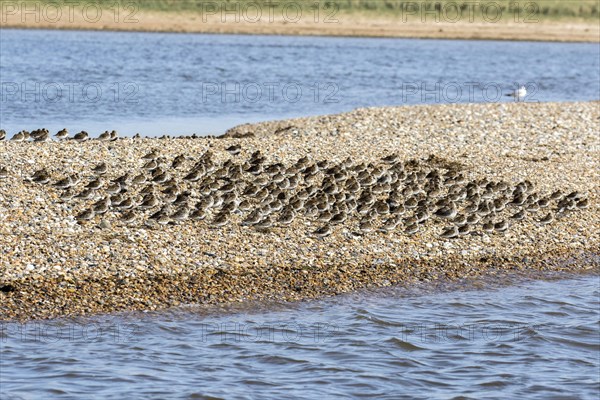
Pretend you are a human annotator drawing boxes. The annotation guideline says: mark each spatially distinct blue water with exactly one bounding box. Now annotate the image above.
[1,275,599,399]
[0,29,599,136]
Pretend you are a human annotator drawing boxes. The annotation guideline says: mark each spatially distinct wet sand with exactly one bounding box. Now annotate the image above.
[0,101,599,320]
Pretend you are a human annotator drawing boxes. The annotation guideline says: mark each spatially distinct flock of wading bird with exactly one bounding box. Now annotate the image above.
[0,128,590,239]
[0,128,205,142]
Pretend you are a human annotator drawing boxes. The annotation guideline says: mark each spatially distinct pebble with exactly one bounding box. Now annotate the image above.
[0,101,598,320]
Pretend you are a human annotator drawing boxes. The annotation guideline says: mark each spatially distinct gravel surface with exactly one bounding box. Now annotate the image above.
[1,101,598,320]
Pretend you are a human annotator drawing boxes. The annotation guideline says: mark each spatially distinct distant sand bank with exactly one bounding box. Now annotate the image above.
[1,7,599,42]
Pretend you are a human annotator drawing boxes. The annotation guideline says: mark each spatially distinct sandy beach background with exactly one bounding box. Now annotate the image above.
[1,0,599,42]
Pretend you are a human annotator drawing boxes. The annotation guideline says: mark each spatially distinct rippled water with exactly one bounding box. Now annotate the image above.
[1,29,599,135]
[1,274,598,399]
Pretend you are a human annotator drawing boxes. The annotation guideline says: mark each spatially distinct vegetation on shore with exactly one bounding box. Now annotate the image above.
[8,0,600,22]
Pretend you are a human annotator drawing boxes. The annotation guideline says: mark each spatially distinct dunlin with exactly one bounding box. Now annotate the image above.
[140,184,156,195]
[434,204,457,219]
[54,176,73,189]
[139,194,159,209]
[98,131,111,141]
[10,132,25,142]
[312,225,332,238]
[208,213,228,228]
[106,182,121,195]
[116,197,135,209]
[510,210,526,221]
[92,197,110,214]
[120,211,136,224]
[172,154,186,169]
[440,226,459,239]
[183,169,203,182]
[404,223,419,235]
[196,197,214,211]
[466,213,480,225]
[151,170,169,184]
[576,198,589,209]
[190,208,208,221]
[482,220,495,233]
[242,209,263,226]
[510,193,526,206]
[109,193,124,206]
[246,163,263,175]
[278,210,296,225]
[538,213,553,225]
[525,202,540,213]
[476,202,492,216]
[453,213,467,225]
[74,188,95,200]
[379,216,400,233]
[330,211,347,225]
[458,224,470,236]
[374,200,390,215]
[59,189,75,202]
[86,178,103,190]
[30,169,51,184]
[359,218,375,233]
[226,144,242,155]
[415,209,430,224]
[170,207,190,222]
[254,216,273,230]
[92,162,108,175]
[464,202,479,214]
[76,208,95,221]
[157,215,171,226]
[537,197,550,208]
[173,192,191,207]
[142,149,159,160]
[550,190,563,200]
[73,131,89,142]
[494,220,509,233]
[132,173,147,185]
[143,159,159,171]
[33,130,50,142]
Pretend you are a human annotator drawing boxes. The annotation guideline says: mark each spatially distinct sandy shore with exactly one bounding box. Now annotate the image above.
[1,8,598,42]
[1,101,599,320]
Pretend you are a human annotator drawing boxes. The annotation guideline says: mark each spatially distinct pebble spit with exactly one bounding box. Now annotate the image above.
[1,102,599,320]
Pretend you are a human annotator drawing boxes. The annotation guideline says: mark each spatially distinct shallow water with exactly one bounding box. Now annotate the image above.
[1,274,598,399]
[1,29,599,136]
